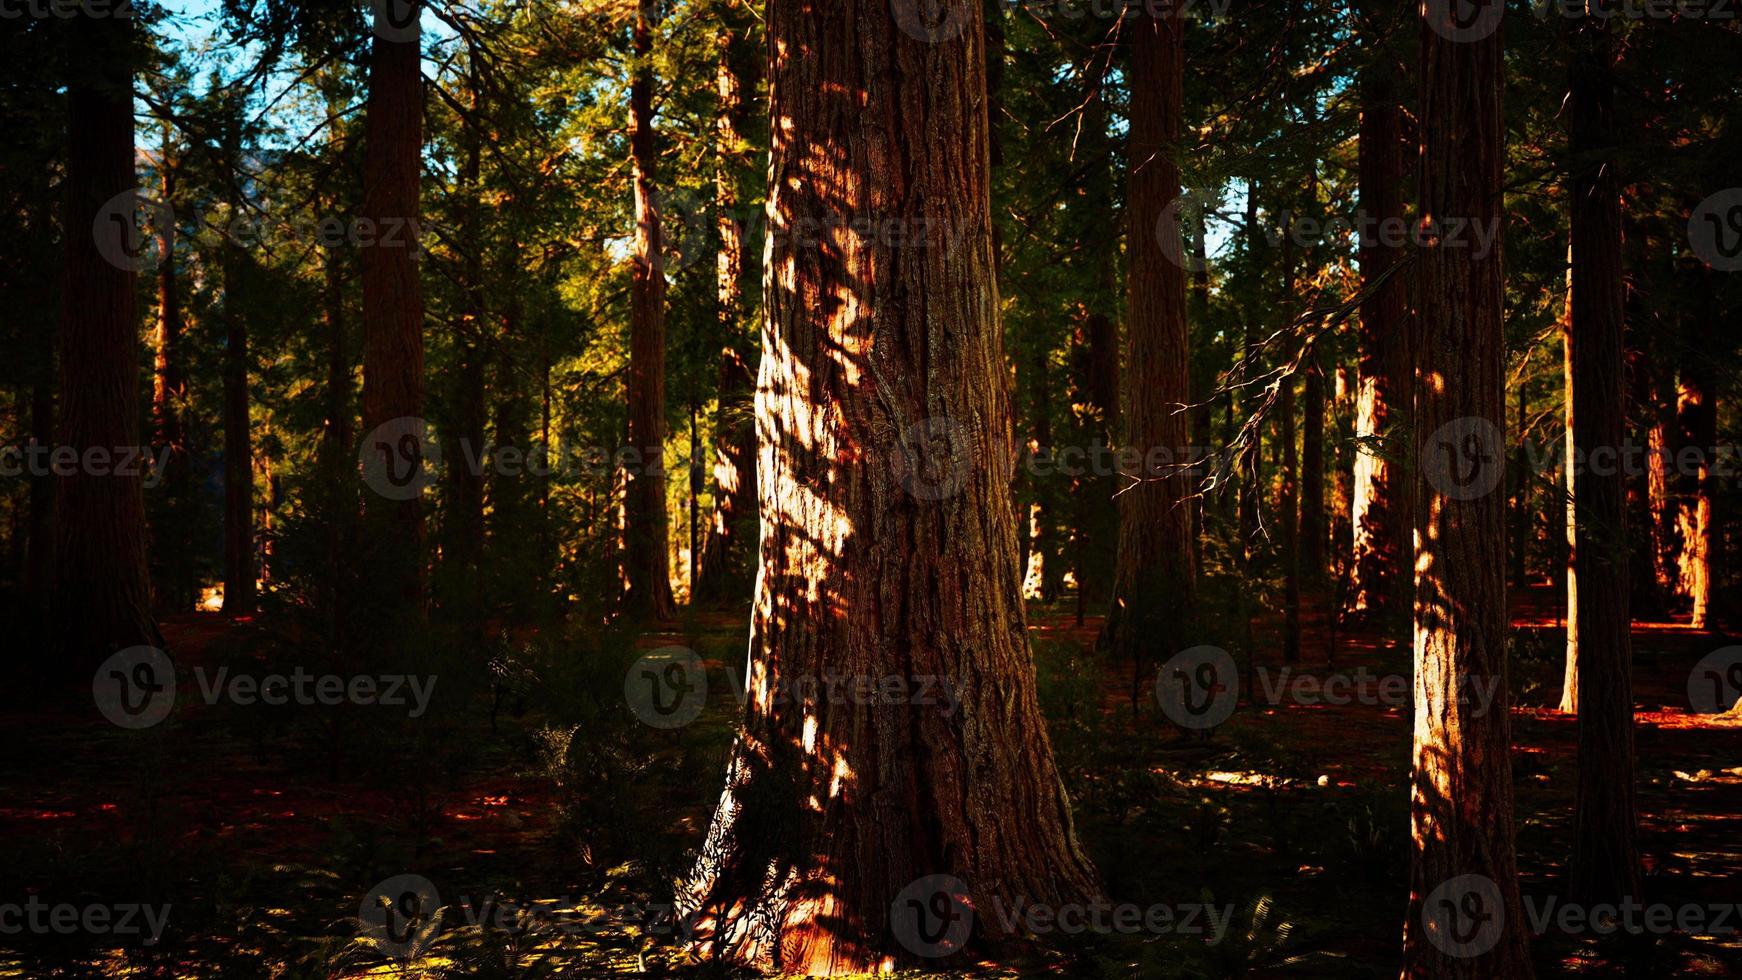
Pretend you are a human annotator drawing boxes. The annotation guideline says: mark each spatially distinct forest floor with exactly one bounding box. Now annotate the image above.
[2,585,1740,978]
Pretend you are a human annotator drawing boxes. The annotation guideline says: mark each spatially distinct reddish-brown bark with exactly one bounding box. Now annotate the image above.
[54,12,163,668]
[1101,5,1196,665]
[622,0,675,619]
[360,0,427,605]
[1401,5,1534,975]
[679,1,1098,970]
[1561,17,1640,907]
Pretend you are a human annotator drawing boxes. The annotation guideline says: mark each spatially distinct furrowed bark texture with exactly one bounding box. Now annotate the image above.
[679,1,1099,971]
[1401,6,1534,976]
[360,0,427,604]
[1563,18,1639,906]
[622,1,676,618]
[54,12,163,669]
[1102,5,1196,663]
[1352,47,1412,621]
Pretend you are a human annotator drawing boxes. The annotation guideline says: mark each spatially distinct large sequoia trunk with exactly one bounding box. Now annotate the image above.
[1351,39,1411,622]
[678,0,1099,970]
[1562,17,1640,907]
[1100,4,1196,665]
[360,0,427,606]
[54,12,163,670]
[622,0,676,619]
[1401,5,1534,976]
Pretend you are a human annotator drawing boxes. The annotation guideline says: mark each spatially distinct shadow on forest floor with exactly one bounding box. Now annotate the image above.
[0,586,1738,977]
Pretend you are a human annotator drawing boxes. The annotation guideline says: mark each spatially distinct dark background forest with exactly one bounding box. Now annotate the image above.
[1,0,1741,976]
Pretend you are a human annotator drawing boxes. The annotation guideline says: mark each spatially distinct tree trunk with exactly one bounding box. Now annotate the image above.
[1559,246,1577,712]
[679,1,1099,969]
[1677,295,1716,630]
[1075,306,1120,610]
[1302,358,1326,580]
[1239,184,1263,562]
[1101,5,1196,669]
[1351,41,1411,622]
[360,0,427,608]
[695,20,759,603]
[1511,382,1530,589]
[1401,6,1534,976]
[27,382,54,615]
[54,12,163,671]
[221,114,256,616]
[622,0,675,619]
[1281,370,1301,663]
[152,122,194,612]
[1562,16,1640,907]
[1026,342,1063,601]
[449,75,487,590]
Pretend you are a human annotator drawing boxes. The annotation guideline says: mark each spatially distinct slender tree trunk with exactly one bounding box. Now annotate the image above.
[1102,4,1196,670]
[1302,358,1326,580]
[1352,42,1411,622]
[679,1,1098,969]
[221,117,255,615]
[54,11,163,670]
[360,0,427,608]
[152,122,193,612]
[1622,216,1666,617]
[623,0,675,619]
[1078,306,1120,608]
[1677,300,1716,630]
[1239,184,1263,562]
[450,76,487,589]
[1281,232,1302,663]
[1559,245,1578,712]
[1512,383,1530,589]
[1401,6,1534,975]
[1562,16,1639,907]
[1281,372,1300,663]
[27,383,54,613]
[695,21,759,603]
[321,222,353,639]
[1028,343,1063,601]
